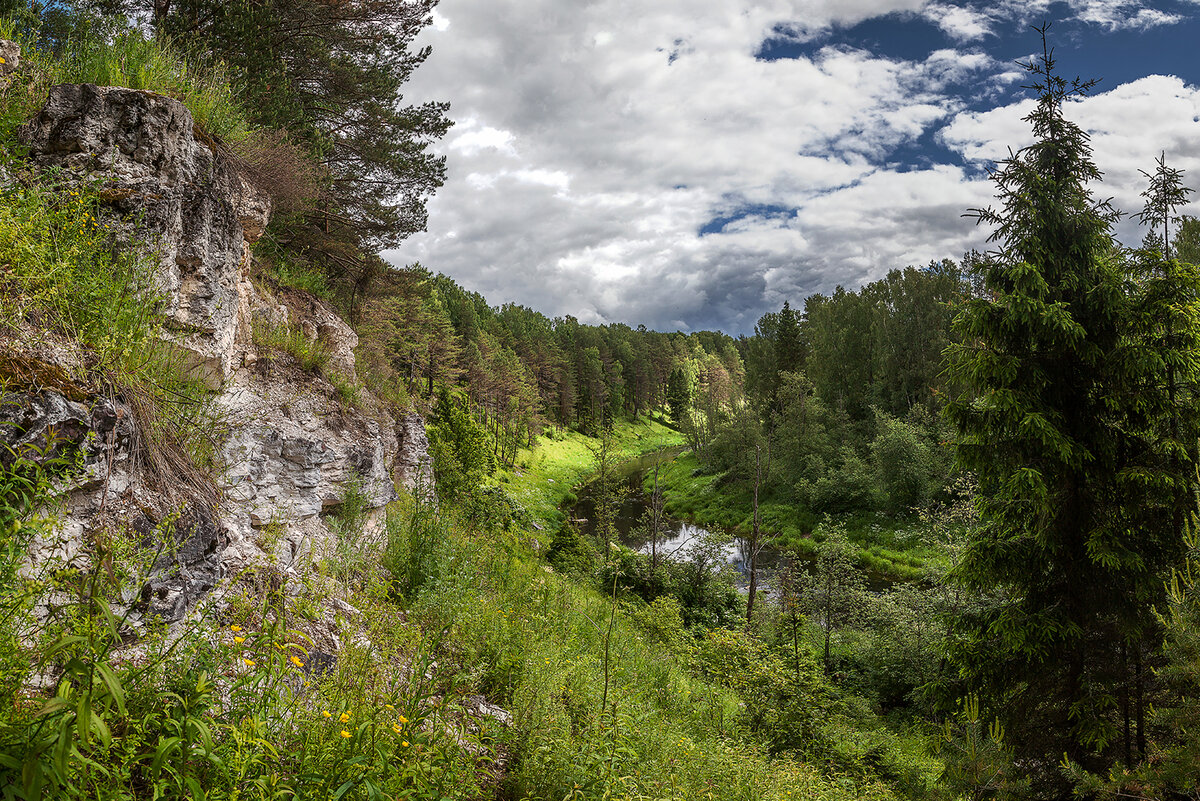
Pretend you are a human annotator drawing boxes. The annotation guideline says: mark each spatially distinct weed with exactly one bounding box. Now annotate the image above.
[251,317,331,374]
[328,370,361,408]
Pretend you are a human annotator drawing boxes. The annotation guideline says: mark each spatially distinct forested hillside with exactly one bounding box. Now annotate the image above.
[4,3,1200,801]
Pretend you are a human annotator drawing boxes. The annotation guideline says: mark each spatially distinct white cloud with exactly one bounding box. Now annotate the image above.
[923,3,993,40]
[1068,1,1183,30]
[384,0,1200,332]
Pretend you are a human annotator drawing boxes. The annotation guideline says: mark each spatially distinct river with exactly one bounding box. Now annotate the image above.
[568,448,785,590]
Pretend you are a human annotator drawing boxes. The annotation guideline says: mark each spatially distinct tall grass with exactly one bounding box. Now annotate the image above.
[391,502,907,801]
[1,15,254,145]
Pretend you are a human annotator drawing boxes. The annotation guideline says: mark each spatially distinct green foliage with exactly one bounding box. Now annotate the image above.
[546,522,599,576]
[428,388,495,502]
[938,696,1026,800]
[944,31,1200,785]
[2,14,255,145]
[870,411,946,515]
[666,365,691,428]
[0,497,487,801]
[390,499,908,801]
[797,523,871,675]
[254,238,333,300]
[251,317,332,373]
[0,176,157,372]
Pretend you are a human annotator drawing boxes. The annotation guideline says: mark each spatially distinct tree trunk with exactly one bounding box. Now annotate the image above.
[745,443,761,629]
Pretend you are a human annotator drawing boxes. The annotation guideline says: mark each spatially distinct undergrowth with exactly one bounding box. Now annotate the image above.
[0,452,489,800]
[251,318,332,374]
[652,452,936,582]
[499,417,683,531]
[1,14,254,148]
[388,497,927,800]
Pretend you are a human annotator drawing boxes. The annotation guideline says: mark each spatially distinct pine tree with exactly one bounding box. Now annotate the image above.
[944,27,1200,790]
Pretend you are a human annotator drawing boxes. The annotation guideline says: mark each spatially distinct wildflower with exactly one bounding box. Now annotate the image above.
[231,625,242,632]
[401,741,409,747]
[290,655,304,667]
[385,704,394,710]
[339,712,350,723]
[340,730,350,738]
[392,724,401,734]
[243,658,255,667]
[322,710,332,718]
[234,636,245,644]
[398,714,408,724]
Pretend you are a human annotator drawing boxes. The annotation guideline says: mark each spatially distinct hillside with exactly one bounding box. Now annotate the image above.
[7,6,1200,801]
[0,29,937,801]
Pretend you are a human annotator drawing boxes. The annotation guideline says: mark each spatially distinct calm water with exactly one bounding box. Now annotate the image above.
[569,449,784,589]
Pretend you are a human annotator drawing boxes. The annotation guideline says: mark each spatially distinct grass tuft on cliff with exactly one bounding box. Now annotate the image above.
[1,15,253,146]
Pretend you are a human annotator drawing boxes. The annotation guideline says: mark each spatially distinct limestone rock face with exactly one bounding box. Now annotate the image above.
[8,80,434,629]
[0,39,19,88]
[20,84,270,389]
[0,385,223,622]
[396,411,435,498]
[217,370,398,528]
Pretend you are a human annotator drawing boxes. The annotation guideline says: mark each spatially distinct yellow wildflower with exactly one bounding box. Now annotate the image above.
[322,710,332,718]
[243,658,255,667]
[401,741,409,747]
[231,625,242,632]
[340,730,350,738]
[385,704,394,710]
[392,724,401,734]
[234,636,245,644]
[398,714,408,724]
[290,655,304,667]
[339,712,350,723]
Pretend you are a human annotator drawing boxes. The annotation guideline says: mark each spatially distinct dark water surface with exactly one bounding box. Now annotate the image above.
[569,448,784,589]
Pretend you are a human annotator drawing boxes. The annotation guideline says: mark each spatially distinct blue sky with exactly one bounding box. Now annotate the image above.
[385,0,1200,334]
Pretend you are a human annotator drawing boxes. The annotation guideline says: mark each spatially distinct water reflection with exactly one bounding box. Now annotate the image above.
[571,464,782,590]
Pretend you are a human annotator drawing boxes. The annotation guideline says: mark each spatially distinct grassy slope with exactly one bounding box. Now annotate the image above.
[498,416,684,532]
[417,423,933,799]
[408,520,908,801]
[650,452,942,582]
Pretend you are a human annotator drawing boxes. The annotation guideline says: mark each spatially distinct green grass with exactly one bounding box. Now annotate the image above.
[0,17,255,146]
[499,416,684,532]
[251,318,332,373]
[651,452,940,582]
[253,238,334,301]
[400,504,910,801]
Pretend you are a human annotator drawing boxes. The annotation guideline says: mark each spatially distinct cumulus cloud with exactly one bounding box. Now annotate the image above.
[385,0,1200,333]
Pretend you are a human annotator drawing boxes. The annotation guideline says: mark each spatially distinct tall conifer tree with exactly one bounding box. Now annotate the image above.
[945,28,1200,790]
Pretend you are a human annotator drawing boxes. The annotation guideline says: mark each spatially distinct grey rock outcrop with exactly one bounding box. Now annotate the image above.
[8,80,433,628]
[217,367,397,534]
[396,411,435,498]
[137,505,225,622]
[0,384,222,622]
[20,84,270,390]
[0,39,19,89]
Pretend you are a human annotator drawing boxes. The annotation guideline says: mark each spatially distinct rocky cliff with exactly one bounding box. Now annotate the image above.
[3,60,433,629]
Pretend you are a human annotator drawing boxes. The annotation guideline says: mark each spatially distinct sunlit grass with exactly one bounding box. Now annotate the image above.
[499,415,683,531]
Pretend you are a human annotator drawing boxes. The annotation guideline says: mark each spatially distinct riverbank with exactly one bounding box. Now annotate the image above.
[498,415,684,532]
[649,450,942,582]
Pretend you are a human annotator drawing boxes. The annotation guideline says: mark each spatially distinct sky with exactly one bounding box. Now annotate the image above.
[382,0,1200,335]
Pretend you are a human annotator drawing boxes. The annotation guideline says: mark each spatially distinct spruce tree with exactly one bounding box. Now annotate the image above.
[944,28,1200,790]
